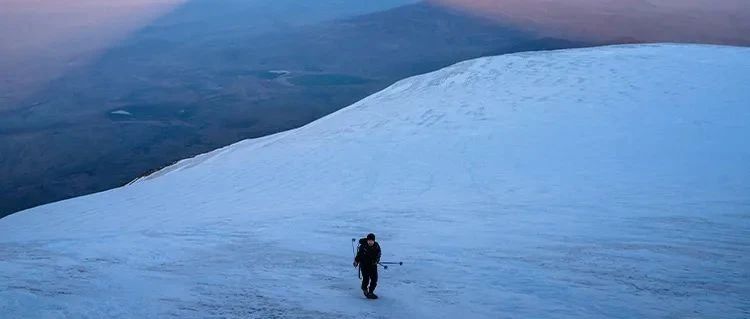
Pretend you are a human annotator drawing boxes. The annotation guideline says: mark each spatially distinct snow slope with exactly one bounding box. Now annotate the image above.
[1,44,749,318]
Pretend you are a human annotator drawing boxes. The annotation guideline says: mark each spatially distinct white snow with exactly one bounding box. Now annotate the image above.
[110,110,132,116]
[269,70,291,75]
[1,44,749,318]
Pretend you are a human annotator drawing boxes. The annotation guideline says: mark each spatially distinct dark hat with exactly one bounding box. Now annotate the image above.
[366,233,376,240]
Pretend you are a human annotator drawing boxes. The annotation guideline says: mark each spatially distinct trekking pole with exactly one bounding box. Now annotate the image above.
[378,262,403,270]
[351,238,361,279]
[379,262,404,265]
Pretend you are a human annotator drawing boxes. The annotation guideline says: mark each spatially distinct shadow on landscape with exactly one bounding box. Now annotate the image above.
[0,1,592,218]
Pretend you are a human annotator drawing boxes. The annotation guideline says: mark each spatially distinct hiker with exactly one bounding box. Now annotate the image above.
[353,233,381,299]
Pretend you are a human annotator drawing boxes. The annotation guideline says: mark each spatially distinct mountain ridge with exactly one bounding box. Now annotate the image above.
[1,44,749,318]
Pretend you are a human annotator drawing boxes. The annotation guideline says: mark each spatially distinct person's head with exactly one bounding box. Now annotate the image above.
[366,233,376,246]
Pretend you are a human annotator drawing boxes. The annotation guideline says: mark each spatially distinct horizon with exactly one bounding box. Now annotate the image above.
[2,0,748,110]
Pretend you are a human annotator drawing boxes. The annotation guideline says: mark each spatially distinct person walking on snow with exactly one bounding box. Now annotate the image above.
[353,233,381,299]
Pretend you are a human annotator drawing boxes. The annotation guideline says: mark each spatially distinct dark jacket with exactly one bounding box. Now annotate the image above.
[355,238,381,267]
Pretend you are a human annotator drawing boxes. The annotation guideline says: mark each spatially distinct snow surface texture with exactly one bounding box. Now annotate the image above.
[1,44,749,318]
